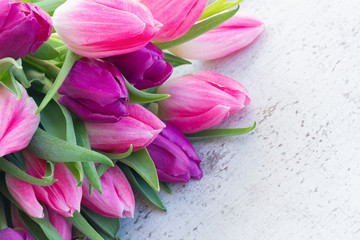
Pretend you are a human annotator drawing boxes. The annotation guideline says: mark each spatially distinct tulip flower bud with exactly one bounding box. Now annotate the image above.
[0,1,52,59]
[147,123,202,183]
[139,0,208,42]
[82,165,135,218]
[169,13,264,60]
[0,228,34,240]
[6,150,82,218]
[11,205,72,240]
[53,0,161,58]
[86,104,165,153]
[0,83,40,157]
[58,58,129,123]
[104,43,173,90]
[157,71,250,134]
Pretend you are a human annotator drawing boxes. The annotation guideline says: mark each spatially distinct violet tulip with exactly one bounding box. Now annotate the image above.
[58,58,129,123]
[82,165,135,218]
[0,1,52,59]
[53,0,161,58]
[86,104,165,153]
[104,42,173,90]
[6,150,82,218]
[0,228,34,240]
[157,71,250,134]
[0,83,40,157]
[139,0,208,42]
[147,123,202,183]
[169,13,264,60]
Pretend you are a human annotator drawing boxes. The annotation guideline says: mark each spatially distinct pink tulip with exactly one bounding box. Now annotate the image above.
[0,228,34,240]
[82,165,135,218]
[6,150,82,218]
[86,104,165,153]
[157,71,250,134]
[139,0,208,42]
[11,205,72,240]
[53,0,161,58]
[169,13,264,60]
[0,83,40,157]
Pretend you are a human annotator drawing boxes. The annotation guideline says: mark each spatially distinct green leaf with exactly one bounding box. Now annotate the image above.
[0,58,22,99]
[23,63,53,93]
[4,152,25,170]
[125,79,170,104]
[73,118,102,194]
[0,158,56,186]
[36,50,81,114]
[119,148,160,192]
[67,211,105,240]
[27,129,114,166]
[164,52,192,67]
[81,207,121,240]
[64,162,84,187]
[34,0,66,15]
[186,121,256,140]
[18,209,51,240]
[199,0,243,20]
[11,59,30,88]
[31,42,60,60]
[155,6,239,49]
[122,166,166,211]
[43,161,55,183]
[0,180,63,240]
[160,182,172,194]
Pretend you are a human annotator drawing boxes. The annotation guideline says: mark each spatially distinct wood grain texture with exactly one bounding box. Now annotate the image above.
[119,0,360,239]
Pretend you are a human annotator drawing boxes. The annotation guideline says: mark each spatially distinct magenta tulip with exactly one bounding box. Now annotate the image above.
[6,150,82,218]
[169,13,264,60]
[0,228,34,240]
[157,71,250,133]
[147,123,202,183]
[0,0,52,60]
[104,42,173,90]
[86,104,165,153]
[53,0,161,58]
[58,58,129,123]
[139,0,207,42]
[82,165,135,218]
[0,83,40,157]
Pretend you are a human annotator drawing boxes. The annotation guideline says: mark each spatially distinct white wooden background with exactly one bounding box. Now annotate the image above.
[119,0,360,239]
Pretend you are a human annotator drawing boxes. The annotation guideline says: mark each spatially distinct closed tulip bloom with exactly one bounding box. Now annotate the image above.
[86,104,165,153]
[147,123,202,183]
[58,58,129,123]
[157,71,250,134]
[104,42,173,90]
[11,205,72,240]
[169,13,264,60]
[53,0,161,58]
[82,165,135,218]
[0,83,40,157]
[139,0,207,42]
[0,228,34,240]
[6,150,82,218]
[0,1,52,59]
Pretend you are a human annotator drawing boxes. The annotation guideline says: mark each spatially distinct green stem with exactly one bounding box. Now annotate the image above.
[36,50,81,114]
[0,194,7,230]
[24,55,60,76]
[67,211,105,240]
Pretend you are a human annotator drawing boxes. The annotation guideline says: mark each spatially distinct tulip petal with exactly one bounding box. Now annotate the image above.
[6,174,44,219]
[164,105,231,134]
[0,83,40,157]
[46,207,72,240]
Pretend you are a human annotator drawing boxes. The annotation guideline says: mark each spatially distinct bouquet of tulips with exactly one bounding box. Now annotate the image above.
[0,0,263,239]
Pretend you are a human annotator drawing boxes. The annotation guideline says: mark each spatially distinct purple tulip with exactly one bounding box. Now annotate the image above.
[147,123,202,183]
[104,43,173,90]
[58,58,129,123]
[0,1,52,59]
[0,228,34,240]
